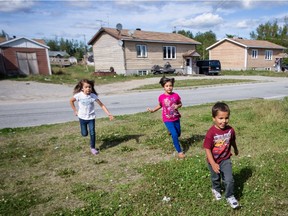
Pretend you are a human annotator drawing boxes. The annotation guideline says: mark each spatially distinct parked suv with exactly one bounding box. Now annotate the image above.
[196,60,221,75]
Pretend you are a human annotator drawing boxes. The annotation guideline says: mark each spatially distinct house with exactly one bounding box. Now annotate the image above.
[48,50,71,67]
[88,27,201,75]
[0,37,51,76]
[206,37,287,71]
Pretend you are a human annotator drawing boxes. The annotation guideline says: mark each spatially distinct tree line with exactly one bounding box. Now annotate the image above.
[45,38,89,60]
[176,17,288,60]
[1,18,287,61]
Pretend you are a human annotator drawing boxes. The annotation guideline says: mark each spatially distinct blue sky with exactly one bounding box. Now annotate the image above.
[1,0,288,44]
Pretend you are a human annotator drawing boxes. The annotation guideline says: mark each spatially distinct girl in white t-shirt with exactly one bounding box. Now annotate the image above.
[70,79,114,155]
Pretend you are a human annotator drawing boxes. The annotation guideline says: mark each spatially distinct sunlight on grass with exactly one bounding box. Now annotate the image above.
[134,78,256,90]
[0,98,287,215]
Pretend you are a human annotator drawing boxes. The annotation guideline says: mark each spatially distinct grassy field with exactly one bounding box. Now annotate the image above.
[0,98,287,215]
[1,64,287,86]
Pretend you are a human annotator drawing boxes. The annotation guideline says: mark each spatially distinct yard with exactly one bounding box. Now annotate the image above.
[0,98,287,215]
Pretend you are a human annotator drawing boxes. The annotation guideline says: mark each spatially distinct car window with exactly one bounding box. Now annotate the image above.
[210,61,220,66]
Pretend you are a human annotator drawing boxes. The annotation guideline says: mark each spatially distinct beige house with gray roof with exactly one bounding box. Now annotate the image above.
[207,38,286,71]
[88,27,201,75]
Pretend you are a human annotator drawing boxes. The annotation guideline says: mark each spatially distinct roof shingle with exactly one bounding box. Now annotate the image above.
[88,27,201,45]
[207,37,286,50]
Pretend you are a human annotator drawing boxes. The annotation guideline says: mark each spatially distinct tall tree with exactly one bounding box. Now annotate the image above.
[250,18,288,49]
[175,30,194,39]
[194,31,217,60]
[176,29,217,60]
[226,34,235,38]
[45,37,88,59]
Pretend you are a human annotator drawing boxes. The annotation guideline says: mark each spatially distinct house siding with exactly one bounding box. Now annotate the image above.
[209,41,246,70]
[247,48,283,70]
[208,38,286,71]
[0,47,50,75]
[92,33,125,74]
[89,28,201,75]
[124,42,196,75]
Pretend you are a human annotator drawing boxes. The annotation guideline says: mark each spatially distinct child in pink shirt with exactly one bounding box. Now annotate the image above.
[147,76,185,159]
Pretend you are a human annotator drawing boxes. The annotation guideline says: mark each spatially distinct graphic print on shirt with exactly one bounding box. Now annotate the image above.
[212,130,232,159]
[79,97,94,106]
[163,97,180,119]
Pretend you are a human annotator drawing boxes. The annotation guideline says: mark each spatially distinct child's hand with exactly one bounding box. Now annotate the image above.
[147,108,153,113]
[234,148,239,156]
[211,163,220,174]
[74,111,78,116]
[108,115,114,121]
[173,104,181,110]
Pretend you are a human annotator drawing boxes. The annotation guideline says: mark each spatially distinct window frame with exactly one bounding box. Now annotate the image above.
[137,70,148,76]
[136,44,147,58]
[251,49,258,59]
[264,50,273,60]
[163,46,176,59]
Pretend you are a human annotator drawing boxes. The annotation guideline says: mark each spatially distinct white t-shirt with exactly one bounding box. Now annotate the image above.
[73,92,98,120]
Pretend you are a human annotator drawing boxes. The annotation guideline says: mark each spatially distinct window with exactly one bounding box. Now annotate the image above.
[251,49,258,59]
[138,70,148,76]
[163,46,176,59]
[265,50,273,60]
[136,45,147,57]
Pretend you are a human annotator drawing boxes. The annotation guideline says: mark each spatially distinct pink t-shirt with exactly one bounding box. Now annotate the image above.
[158,92,181,122]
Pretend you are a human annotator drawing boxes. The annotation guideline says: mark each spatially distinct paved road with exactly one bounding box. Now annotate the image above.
[0,76,287,129]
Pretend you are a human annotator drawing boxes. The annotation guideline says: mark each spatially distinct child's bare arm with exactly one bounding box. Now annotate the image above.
[70,97,78,116]
[147,104,161,113]
[231,142,239,156]
[205,148,220,173]
[96,99,114,120]
[174,101,182,110]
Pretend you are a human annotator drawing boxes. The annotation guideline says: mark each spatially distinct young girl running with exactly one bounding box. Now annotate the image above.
[70,79,114,155]
[147,76,185,159]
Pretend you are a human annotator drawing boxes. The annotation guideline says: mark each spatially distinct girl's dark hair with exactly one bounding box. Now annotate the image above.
[159,76,175,87]
[73,79,98,95]
[212,102,230,117]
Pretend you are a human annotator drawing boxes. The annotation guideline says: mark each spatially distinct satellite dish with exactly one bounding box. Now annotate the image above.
[128,30,135,36]
[118,40,123,47]
[116,23,123,31]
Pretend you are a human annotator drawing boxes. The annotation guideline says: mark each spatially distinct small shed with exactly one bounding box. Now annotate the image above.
[0,37,51,76]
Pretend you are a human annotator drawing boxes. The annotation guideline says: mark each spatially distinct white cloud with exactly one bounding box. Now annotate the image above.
[2,0,288,41]
[236,20,251,28]
[0,0,35,12]
[242,0,252,8]
[172,13,223,29]
[66,0,93,7]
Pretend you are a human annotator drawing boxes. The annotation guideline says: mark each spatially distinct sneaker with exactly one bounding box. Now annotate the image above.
[226,195,239,209]
[211,189,222,200]
[178,152,185,159]
[90,148,99,155]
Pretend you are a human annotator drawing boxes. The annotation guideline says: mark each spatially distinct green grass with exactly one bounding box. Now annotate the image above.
[1,64,287,86]
[222,69,288,77]
[134,78,255,90]
[0,65,148,85]
[0,98,287,215]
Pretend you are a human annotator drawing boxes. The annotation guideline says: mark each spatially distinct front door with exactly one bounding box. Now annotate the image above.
[186,58,192,74]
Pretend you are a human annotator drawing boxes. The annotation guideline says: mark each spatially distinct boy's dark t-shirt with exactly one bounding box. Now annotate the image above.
[203,125,236,164]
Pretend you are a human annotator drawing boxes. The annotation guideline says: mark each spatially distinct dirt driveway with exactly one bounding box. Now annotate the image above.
[0,78,160,104]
